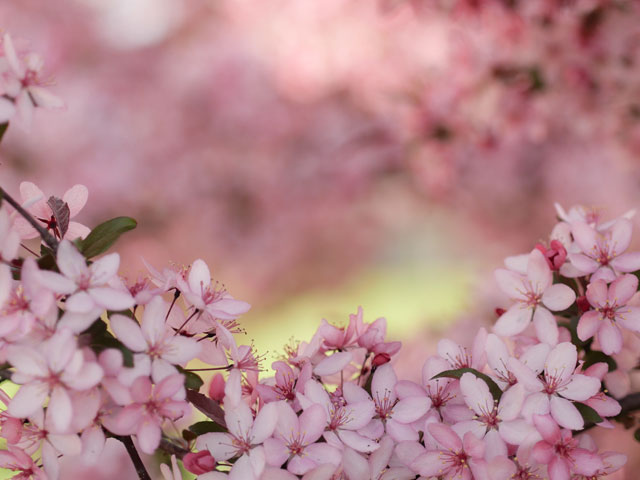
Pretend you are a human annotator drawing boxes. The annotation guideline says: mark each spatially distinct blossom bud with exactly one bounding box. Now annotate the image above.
[576,295,590,314]
[183,451,216,475]
[208,373,225,402]
[372,352,391,367]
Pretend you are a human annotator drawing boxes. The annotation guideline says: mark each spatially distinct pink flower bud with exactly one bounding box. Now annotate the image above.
[208,373,225,402]
[372,352,391,367]
[183,451,216,475]
[577,295,590,314]
[535,240,567,271]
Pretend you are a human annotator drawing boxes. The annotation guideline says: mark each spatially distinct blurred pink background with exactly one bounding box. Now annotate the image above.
[1,0,640,478]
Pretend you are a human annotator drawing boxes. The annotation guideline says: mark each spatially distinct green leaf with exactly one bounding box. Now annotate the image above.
[432,368,503,402]
[574,401,603,425]
[634,428,640,443]
[177,367,204,390]
[0,122,8,143]
[78,216,137,258]
[188,421,226,436]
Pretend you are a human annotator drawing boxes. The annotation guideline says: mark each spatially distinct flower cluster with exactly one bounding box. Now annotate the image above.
[1,24,640,480]
[0,188,637,480]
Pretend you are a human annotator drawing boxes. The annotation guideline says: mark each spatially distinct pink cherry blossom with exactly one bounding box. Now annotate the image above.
[37,239,134,317]
[457,373,531,450]
[342,363,431,443]
[411,424,488,480]
[495,249,575,345]
[107,374,190,454]
[12,182,89,241]
[196,370,276,480]
[7,328,103,433]
[577,275,640,354]
[297,379,377,453]
[509,342,600,430]
[110,295,201,373]
[532,414,603,480]
[569,219,640,282]
[177,259,251,323]
[263,402,341,475]
[0,446,47,480]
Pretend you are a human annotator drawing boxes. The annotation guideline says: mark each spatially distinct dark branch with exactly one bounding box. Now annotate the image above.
[0,187,59,251]
[160,438,190,459]
[115,435,151,480]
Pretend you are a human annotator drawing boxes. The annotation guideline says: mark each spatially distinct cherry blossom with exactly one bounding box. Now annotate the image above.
[12,182,89,241]
[577,275,640,354]
[509,342,600,430]
[570,219,640,282]
[495,248,575,345]
[37,239,134,317]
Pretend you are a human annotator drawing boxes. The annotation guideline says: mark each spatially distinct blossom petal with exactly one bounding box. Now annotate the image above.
[577,311,601,342]
[542,284,575,311]
[550,396,583,430]
[428,423,462,451]
[597,321,623,356]
[494,305,532,337]
[62,184,88,218]
[110,314,147,352]
[56,240,88,281]
[533,307,559,346]
[608,274,638,305]
[610,252,640,272]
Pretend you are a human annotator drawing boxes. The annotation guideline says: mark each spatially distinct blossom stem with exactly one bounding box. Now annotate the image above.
[0,187,59,251]
[165,288,181,321]
[116,435,151,480]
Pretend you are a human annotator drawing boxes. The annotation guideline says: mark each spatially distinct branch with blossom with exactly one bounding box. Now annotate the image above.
[2,28,640,480]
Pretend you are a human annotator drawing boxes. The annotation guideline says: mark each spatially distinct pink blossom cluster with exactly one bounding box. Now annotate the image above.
[0,189,637,480]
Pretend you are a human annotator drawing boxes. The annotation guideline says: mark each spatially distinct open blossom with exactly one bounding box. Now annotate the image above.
[0,446,47,480]
[7,328,103,433]
[509,342,601,430]
[178,259,250,322]
[37,239,134,317]
[569,218,640,282]
[107,374,190,454]
[110,295,201,373]
[495,248,575,345]
[297,379,377,453]
[410,424,488,479]
[343,363,431,442]
[577,275,640,354]
[12,182,89,240]
[263,402,341,475]
[457,373,531,452]
[197,372,276,480]
[532,414,604,480]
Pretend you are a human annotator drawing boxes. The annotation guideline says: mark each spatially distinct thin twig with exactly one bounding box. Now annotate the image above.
[0,187,59,251]
[115,435,151,480]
